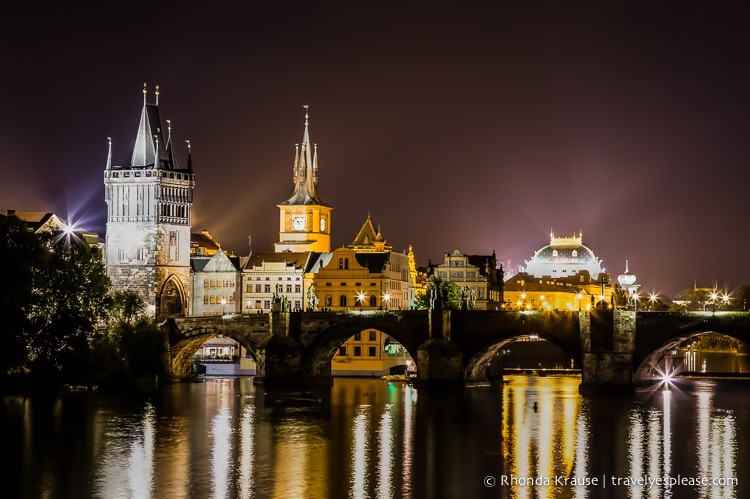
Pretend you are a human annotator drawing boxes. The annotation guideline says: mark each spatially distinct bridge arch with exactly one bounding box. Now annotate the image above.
[300,317,423,378]
[635,329,747,381]
[464,333,582,382]
[170,325,258,378]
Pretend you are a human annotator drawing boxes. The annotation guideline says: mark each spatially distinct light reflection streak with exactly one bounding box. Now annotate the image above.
[537,385,553,499]
[696,392,711,498]
[402,385,415,499]
[238,402,255,499]
[376,405,394,499]
[210,402,232,499]
[512,384,530,499]
[573,407,589,499]
[350,406,370,499]
[628,411,644,499]
[647,409,662,499]
[662,391,672,499]
[128,402,155,499]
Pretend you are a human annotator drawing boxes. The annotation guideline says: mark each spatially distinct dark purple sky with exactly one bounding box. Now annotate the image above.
[1,1,748,298]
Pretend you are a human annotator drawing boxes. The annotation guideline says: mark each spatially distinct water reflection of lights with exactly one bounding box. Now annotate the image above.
[376,405,394,499]
[211,406,232,499]
[402,385,416,497]
[351,406,371,499]
[573,405,589,499]
[129,402,155,498]
[629,385,738,499]
[238,403,255,499]
[502,377,584,499]
[696,391,737,499]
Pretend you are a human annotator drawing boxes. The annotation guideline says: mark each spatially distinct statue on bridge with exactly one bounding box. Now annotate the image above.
[460,285,476,310]
[306,284,319,312]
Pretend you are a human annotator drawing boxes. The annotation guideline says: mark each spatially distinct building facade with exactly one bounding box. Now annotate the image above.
[103,84,195,318]
[431,249,504,309]
[504,231,613,310]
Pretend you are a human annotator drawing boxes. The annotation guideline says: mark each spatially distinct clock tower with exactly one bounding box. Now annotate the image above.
[275,106,332,253]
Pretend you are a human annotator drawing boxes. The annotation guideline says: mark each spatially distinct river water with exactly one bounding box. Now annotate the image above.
[2,375,747,499]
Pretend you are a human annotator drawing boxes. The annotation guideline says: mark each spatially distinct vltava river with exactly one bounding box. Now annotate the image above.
[2,375,747,498]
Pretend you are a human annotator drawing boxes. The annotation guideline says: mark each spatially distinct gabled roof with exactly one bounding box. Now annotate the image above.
[192,247,239,272]
[350,214,390,252]
[1,211,66,233]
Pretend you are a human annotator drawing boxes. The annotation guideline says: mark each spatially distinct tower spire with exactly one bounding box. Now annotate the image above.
[105,137,112,170]
[155,84,160,106]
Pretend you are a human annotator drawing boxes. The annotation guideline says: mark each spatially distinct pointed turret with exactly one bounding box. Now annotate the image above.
[130,83,171,169]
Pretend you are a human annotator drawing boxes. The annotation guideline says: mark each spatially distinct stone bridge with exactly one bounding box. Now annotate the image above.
[163,309,750,391]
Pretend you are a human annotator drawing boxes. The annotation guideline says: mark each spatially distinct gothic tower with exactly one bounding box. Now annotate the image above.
[275,106,332,253]
[103,84,195,319]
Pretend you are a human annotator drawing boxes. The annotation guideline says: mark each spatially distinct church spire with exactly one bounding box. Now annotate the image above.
[280,105,330,207]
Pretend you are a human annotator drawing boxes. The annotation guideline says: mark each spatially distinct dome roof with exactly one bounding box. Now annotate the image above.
[524,231,605,278]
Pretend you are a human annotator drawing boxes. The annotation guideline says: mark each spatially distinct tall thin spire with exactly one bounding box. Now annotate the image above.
[280,105,329,207]
[185,140,193,172]
[155,84,160,106]
[143,82,147,105]
[105,137,112,170]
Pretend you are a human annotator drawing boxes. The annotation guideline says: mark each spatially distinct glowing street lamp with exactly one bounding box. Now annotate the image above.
[576,292,583,311]
[356,291,366,311]
[382,292,391,310]
[649,293,658,310]
[221,297,227,316]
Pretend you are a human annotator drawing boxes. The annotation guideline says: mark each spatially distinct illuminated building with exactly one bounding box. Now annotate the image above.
[316,215,415,375]
[504,231,613,310]
[275,106,332,253]
[103,84,195,318]
[429,249,504,309]
[190,247,240,317]
[240,252,318,313]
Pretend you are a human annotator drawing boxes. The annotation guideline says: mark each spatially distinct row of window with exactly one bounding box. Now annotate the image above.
[245,284,301,294]
[244,276,302,281]
[323,282,377,287]
[337,346,379,357]
[202,295,235,305]
[244,300,303,310]
[203,279,236,288]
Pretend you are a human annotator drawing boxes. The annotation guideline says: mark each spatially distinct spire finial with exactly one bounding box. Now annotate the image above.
[142,82,147,104]
[185,139,191,153]
[303,104,309,126]
[155,84,160,105]
[106,137,112,170]
[625,259,629,272]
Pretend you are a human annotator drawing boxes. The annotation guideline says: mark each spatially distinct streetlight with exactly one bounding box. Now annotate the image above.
[649,293,658,310]
[382,292,391,310]
[356,291,366,311]
[221,297,227,316]
[576,292,583,311]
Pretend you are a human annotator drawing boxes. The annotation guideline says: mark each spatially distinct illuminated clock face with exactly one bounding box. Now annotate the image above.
[320,218,326,232]
[293,216,306,230]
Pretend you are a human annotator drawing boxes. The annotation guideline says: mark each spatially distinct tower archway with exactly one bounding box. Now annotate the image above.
[158,275,186,319]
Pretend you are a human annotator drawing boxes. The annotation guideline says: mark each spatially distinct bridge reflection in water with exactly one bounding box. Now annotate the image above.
[5,375,745,498]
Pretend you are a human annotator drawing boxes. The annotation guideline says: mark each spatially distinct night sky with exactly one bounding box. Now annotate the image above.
[2,1,748,298]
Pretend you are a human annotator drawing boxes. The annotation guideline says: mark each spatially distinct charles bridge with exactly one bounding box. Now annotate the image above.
[164,309,750,391]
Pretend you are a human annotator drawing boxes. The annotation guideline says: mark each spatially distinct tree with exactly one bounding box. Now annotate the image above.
[0,215,47,384]
[413,276,460,310]
[0,215,112,388]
